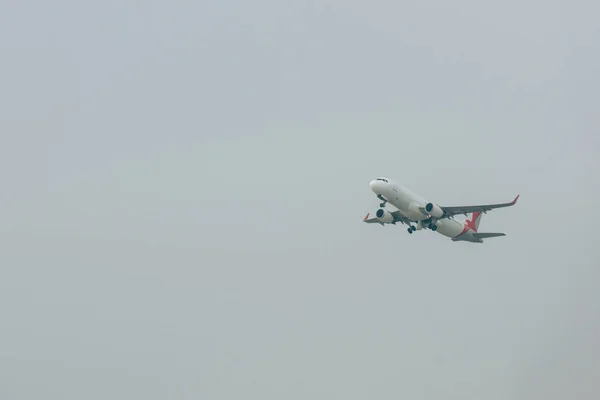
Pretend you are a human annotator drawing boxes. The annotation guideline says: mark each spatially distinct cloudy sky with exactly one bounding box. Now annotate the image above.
[0,0,598,399]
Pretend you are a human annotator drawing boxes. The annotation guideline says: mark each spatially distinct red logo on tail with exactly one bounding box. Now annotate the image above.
[464,212,481,232]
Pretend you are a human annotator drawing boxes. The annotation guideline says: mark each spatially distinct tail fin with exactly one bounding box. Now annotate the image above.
[465,211,483,232]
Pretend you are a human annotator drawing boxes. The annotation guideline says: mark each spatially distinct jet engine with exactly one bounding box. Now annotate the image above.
[376,208,394,223]
[424,202,444,218]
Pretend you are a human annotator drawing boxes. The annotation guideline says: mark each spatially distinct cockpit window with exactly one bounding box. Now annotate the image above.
[376,178,388,183]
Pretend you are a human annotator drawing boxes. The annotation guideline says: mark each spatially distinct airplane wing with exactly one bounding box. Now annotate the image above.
[363,209,414,225]
[440,195,519,217]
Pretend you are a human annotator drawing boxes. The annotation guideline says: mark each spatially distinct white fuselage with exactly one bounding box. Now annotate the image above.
[369,177,475,241]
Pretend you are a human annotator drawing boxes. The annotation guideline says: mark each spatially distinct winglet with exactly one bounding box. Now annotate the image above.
[363,213,370,221]
[512,194,520,205]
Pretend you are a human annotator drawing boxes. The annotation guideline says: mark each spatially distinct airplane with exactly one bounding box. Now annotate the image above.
[363,177,519,243]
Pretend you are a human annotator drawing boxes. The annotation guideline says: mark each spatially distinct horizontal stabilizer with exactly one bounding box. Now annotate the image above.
[473,232,505,239]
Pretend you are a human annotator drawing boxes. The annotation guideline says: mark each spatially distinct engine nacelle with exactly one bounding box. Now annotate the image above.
[376,208,394,223]
[424,202,444,218]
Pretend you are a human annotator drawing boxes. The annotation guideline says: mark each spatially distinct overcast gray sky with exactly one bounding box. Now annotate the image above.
[1,0,599,399]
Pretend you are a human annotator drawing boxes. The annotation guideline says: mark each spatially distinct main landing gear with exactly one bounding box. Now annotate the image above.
[406,222,436,234]
[422,217,438,231]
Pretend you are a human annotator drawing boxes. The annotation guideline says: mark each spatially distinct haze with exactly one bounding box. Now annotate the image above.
[1,0,598,399]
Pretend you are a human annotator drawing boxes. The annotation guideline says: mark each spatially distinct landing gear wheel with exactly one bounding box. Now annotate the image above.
[380,202,386,208]
[407,228,413,234]
[431,225,437,231]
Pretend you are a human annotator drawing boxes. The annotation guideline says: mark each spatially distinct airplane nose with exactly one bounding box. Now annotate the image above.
[369,180,378,192]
